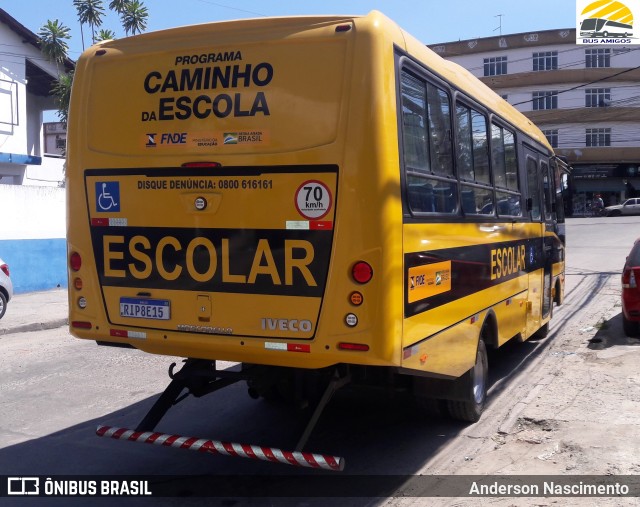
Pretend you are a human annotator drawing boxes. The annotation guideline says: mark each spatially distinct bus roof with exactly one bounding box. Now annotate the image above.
[86,10,553,154]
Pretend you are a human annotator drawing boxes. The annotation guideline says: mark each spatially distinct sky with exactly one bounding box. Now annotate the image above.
[2,0,578,62]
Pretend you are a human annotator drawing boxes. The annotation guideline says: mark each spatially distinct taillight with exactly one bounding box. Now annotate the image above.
[71,321,92,329]
[352,261,373,284]
[70,252,82,271]
[623,269,637,289]
[0,263,9,277]
[338,342,370,351]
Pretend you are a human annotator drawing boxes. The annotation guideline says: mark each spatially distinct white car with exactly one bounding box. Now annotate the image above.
[0,257,13,319]
[604,198,640,217]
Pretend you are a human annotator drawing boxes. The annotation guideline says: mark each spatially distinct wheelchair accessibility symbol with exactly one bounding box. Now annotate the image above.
[96,182,120,212]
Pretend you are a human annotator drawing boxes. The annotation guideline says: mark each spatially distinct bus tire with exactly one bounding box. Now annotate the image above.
[446,338,488,423]
[532,301,552,340]
[554,278,563,306]
[532,322,550,340]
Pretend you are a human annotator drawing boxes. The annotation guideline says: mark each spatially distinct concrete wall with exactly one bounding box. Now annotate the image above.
[0,184,66,293]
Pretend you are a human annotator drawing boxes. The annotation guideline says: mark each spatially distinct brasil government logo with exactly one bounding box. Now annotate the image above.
[577,0,639,44]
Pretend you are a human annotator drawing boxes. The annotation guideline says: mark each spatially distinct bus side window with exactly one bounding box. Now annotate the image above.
[526,156,541,221]
[456,102,493,215]
[426,85,454,177]
[492,124,522,217]
[407,177,435,212]
[401,73,429,172]
[401,68,458,215]
[542,160,553,221]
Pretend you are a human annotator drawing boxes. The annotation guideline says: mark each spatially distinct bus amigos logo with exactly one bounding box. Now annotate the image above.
[577,0,639,44]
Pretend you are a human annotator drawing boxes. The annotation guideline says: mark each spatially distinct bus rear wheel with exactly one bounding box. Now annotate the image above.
[446,338,488,423]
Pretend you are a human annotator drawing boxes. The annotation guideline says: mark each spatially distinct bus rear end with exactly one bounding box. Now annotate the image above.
[67,14,404,371]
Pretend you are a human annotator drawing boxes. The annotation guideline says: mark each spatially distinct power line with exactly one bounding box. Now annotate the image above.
[192,0,267,17]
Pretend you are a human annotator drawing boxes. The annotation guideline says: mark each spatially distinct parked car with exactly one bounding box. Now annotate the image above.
[604,198,640,217]
[0,257,13,319]
[622,240,640,336]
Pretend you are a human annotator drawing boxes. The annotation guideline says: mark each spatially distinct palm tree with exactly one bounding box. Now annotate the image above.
[38,20,71,68]
[95,29,117,42]
[121,0,148,36]
[51,71,74,126]
[73,0,106,46]
[108,0,129,14]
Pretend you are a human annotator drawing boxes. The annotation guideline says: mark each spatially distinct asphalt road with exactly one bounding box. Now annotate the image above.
[1,217,639,505]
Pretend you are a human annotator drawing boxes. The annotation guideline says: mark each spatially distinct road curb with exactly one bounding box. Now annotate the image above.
[0,319,68,336]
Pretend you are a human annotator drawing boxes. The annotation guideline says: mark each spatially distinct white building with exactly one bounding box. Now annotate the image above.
[0,8,72,186]
[0,9,71,293]
[430,28,640,215]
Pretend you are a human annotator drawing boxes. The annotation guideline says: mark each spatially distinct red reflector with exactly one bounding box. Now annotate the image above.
[110,329,128,337]
[91,218,109,227]
[352,261,373,284]
[310,221,333,230]
[335,24,352,32]
[287,343,311,353]
[71,321,92,329]
[70,252,82,271]
[338,342,369,352]
[181,162,222,168]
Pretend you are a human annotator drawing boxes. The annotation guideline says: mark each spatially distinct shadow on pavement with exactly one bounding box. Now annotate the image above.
[0,330,563,502]
[587,313,640,350]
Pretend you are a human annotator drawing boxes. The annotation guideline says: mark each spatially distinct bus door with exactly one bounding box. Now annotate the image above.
[541,159,554,319]
[524,148,544,335]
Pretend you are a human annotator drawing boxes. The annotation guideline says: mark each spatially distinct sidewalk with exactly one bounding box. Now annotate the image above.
[0,288,68,335]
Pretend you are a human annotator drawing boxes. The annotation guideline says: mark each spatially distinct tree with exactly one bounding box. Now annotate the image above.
[121,0,148,36]
[73,0,106,47]
[108,0,129,14]
[38,19,71,68]
[39,1,149,129]
[95,28,117,42]
[51,71,74,126]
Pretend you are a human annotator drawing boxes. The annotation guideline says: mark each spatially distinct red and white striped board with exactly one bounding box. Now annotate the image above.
[96,425,345,471]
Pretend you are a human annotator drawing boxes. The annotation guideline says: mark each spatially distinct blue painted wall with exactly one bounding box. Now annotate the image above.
[1,185,66,294]
[0,238,67,293]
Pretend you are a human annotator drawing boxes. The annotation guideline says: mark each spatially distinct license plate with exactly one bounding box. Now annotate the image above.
[120,297,170,320]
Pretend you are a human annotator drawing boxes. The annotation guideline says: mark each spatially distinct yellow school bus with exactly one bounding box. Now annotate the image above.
[67,11,568,468]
